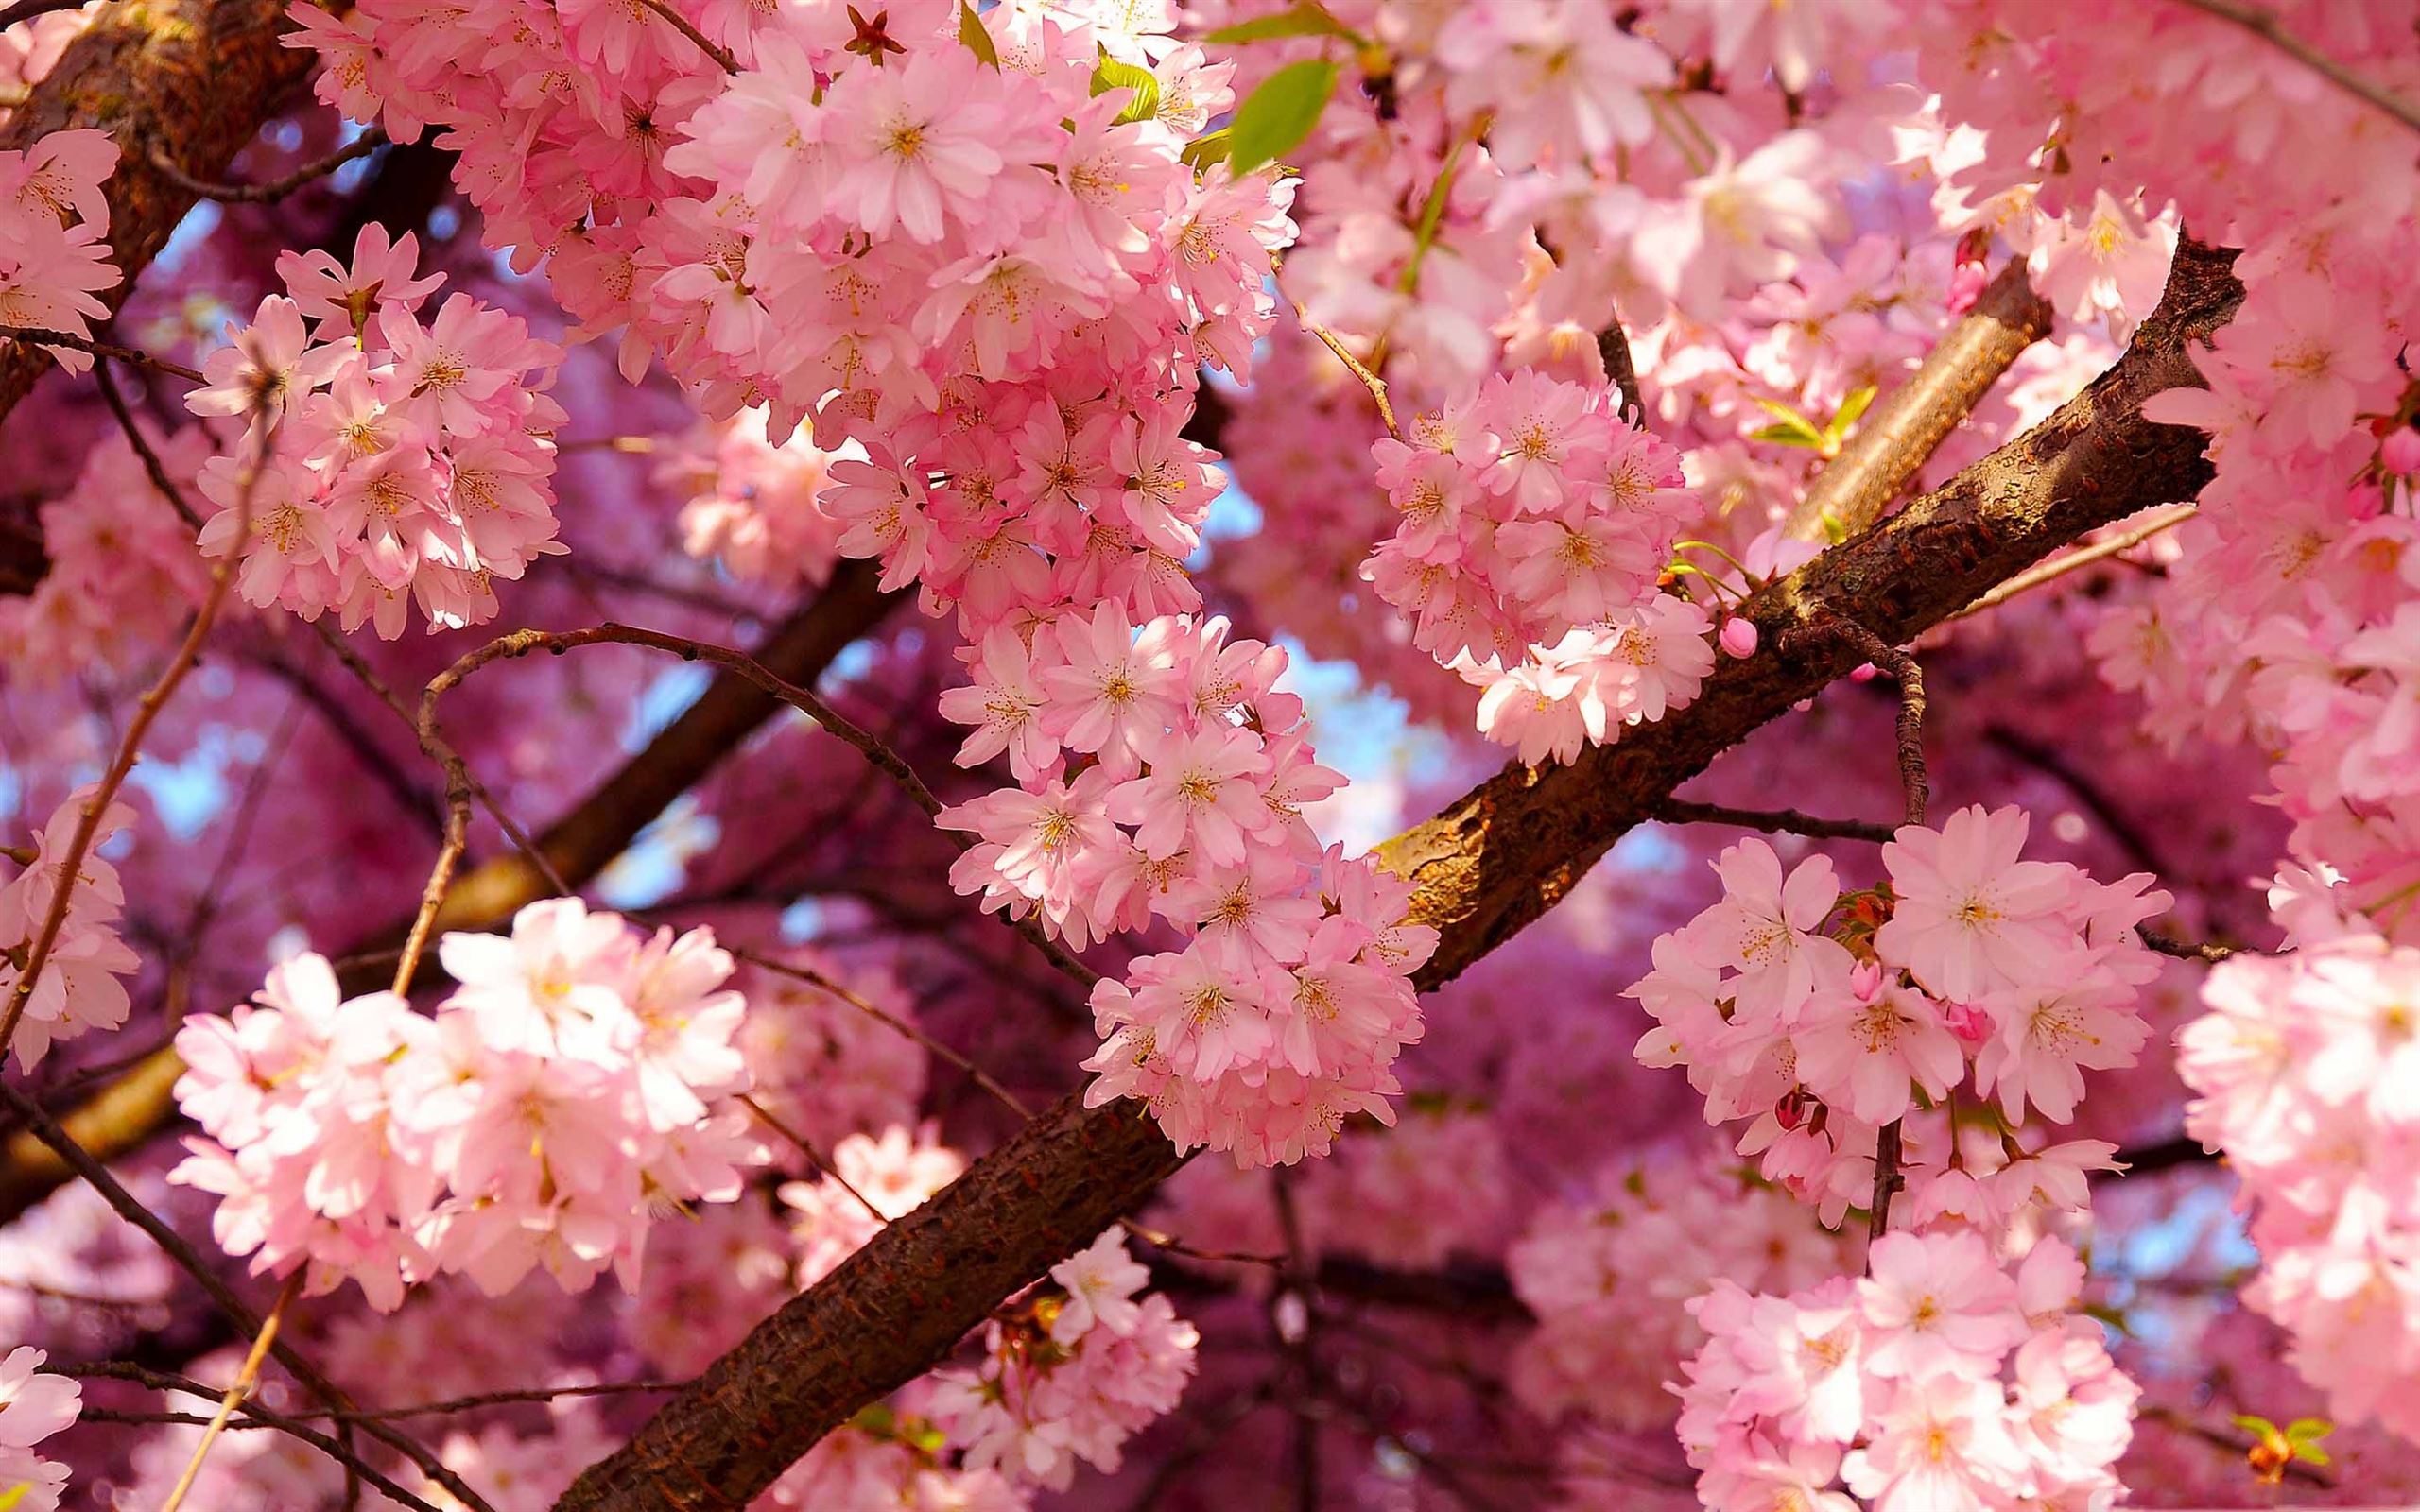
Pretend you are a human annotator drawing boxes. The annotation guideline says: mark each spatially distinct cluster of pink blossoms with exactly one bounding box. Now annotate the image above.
[168,899,761,1310]
[1631,806,2169,1220]
[658,408,854,592]
[1676,1231,2136,1512]
[0,787,140,1068]
[0,427,215,676]
[1509,1147,1851,1431]
[1365,372,1692,660]
[937,607,1432,1166]
[0,1347,80,1512]
[929,1230,1200,1493]
[1360,369,1720,764]
[187,224,567,636]
[2179,922,2420,1442]
[0,129,116,374]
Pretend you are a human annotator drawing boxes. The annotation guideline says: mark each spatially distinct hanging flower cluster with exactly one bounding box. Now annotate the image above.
[928,1229,1200,1492]
[1630,807,2170,1221]
[170,899,761,1310]
[2179,923,2420,1442]
[0,786,140,1069]
[186,225,566,636]
[1361,370,1711,765]
[1675,1232,2137,1512]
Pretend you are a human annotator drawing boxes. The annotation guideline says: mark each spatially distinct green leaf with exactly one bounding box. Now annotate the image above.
[1397,137,1466,295]
[1750,395,1818,429]
[2286,1418,2334,1444]
[2231,1414,2279,1439]
[1827,384,1878,438]
[1203,2,1359,44]
[1090,52,1162,125]
[1820,509,1848,545]
[1180,128,1234,172]
[1749,421,1825,450]
[1225,59,1337,174]
[2293,1444,2333,1467]
[957,0,998,67]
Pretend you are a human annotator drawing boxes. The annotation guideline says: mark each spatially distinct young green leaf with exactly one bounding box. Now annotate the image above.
[1091,53,1162,126]
[1828,383,1879,438]
[1226,59,1338,174]
[2231,1413,2279,1438]
[1750,420,1826,450]
[1180,128,1234,172]
[957,1,998,68]
[1202,2,1362,45]
[2285,1418,2334,1443]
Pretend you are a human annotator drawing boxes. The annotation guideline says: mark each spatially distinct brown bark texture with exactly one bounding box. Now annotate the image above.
[0,0,320,420]
[551,241,2242,1512]
[0,565,899,1220]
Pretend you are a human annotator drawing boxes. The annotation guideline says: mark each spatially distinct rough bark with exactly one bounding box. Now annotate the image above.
[552,241,2242,1512]
[1783,257,2056,541]
[0,0,320,421]
[0,564,899,1220]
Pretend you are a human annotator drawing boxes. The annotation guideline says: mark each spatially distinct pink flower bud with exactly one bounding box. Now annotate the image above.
[1946,260,1989,315]
[1719,616,1759,659]
[2381,426,2420,476]
[1943,1000,1993,1045]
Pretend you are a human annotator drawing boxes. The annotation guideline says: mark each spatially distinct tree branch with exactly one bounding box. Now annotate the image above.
[552,240,2244,1512]
[1784,258,2053,541]
[2164,0,2420,135]
[0,0,320,421]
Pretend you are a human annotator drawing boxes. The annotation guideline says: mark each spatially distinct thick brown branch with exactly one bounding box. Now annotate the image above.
[0,0,320,421]
[1784,258,2054,541]
[553,241,2243,1512]
[0,564,900,1220]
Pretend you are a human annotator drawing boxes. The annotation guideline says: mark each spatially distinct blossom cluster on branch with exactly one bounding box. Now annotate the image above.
[170,901,762,1309]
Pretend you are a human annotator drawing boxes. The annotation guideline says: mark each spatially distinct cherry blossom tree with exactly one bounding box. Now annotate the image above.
[0,0,2414,1508]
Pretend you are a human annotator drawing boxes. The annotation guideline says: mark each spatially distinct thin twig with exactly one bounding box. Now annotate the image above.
[735,948,1033,1118]
[736,1091,889,1223]
[1868,1119,1904,1246]
[0,417,260,1061]
[306,618,570,895]
[1650,799,1895,844]
[407,624,1100,994]
[92,356,203,528]
[1792,619,1929,825]
[1299,314,1399,439]
[2139,930,2244,964]
[0,327,201,382]
[1596,319,1644,423]
[147,127,389,204]
[59,1365,453,1512]
[1955,506,2193,619]
[1118,1220,1286,1269]
[635,0,739,72]
[159,1269,304,1512]
[2165,0,2420,135]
